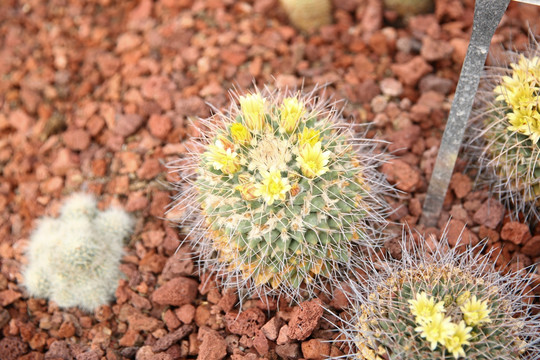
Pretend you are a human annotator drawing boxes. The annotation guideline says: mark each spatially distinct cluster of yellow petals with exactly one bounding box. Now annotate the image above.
[494,55,540,143]
[280,96,306,133]
[297,141,331,178]
[230,122,251,145]
[254,170,291,205]
[239,93,266,131]
[409,292,481,359]
[205,140,241,175]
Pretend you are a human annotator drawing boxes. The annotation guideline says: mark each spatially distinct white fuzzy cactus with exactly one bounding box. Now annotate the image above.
[23,193,134,312]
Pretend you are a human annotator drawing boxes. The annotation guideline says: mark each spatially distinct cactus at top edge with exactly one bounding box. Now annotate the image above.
[383,0,434,18]
[469,49,540,221]
[23,193,134,312]
[334,232,540,360]
[279,0,332,32]
[169,87,393,300]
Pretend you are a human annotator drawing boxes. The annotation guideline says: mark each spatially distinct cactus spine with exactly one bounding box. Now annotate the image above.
[23,193,134,312]
[334,232,540,359]
[169,87,392,300]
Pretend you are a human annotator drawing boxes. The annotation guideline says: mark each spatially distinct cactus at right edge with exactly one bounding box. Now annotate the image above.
[468,49,540,221]
[334,231,540,360]
[23,193,134,312]
[279,0,332,32]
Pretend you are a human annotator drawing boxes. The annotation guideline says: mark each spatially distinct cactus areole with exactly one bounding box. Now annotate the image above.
[170,88,391,299]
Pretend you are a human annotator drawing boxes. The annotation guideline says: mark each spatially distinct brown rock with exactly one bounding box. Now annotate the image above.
[419,75,453,95]
[261,316,282,341]
[114,114,144,137]
[44,340,71,359]
[175,304,196,324]
[119,329,140,347]
[152,277,198,306]
[127,312,161,332]
[195,304,211,327]
[521,235,540,257]
[501,222,531,245]
[301,339,331,359]
[445,219,479,248]
[253,330,269,356]
[288,299,323,341]
[450,173,472,199]
[136,158,162,180]
[0,289,21,306]
[391,56,433,86]
[421,36,454,61]
[276,343,301,360]
[473,198,505,229]
[198,328,227,360]
[140,252,167,274]
[0,337,29,360]
[163,309,181,330]
[57,321,75,338]
[175,96,209,118]
[381,159,421,192]
[148,114,172,140]
[152,325,194,352]
[63,129,91,151]
[225,308,266,337]
[162,247,195,279]
[135,346,172,360]
[276,324,290,345]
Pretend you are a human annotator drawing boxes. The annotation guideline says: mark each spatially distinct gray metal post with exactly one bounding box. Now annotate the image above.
[420,0,510,227]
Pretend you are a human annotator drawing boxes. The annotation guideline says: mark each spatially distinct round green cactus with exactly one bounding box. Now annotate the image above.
[170,87,392,300]
[334,232,540,360]
[469,49,540,221]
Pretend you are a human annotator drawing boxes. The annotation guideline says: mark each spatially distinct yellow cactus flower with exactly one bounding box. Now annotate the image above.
[415,313,454,350]
[298,127,320,147]
[239,93,266,131]
[254,170,291,205]
[443,321,472,360]
[297,141,331,178]
[460,295,492,326]
[456,291,471,306]
[493,54,540,143]
[235,182,258,201]
[408,292,446,325]
[230,122,251,145]
[280,97,305,133]
[205,140,241,175]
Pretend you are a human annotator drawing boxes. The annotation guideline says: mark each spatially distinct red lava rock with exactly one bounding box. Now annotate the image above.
[330,282,352,310]
[288,299,323,341]
[450,173,472,199]
[127,312,162,332]
[421,36,454,61]
[114,113,144,137]
[355,79,381,104]
[57,321,76,338]
[473,198,505,229]
[253,330,269,356]
[0,337,29,360]
[450,38,468,65]
[0,289,22,306]
[521,235,540,257]
[45,340,71,359]
[118,329,140,347]
[419,75,453,95]
[162,247,195,279]
[301,339,331,360]
[217,288,238,313]
[197,327,227,360]
[140,252,167,274]
[152,324,194,352]
[175,304,196,324]
[260,316,282,341]
[445,219,479,248]
[225,307,266,337]
[501,222,531,245]
[195,304,211,327]
[163,309,181,330]
[8,109,33,133]
[63,129,91,151]
[387,124,421,155]
[479,225,500,243]
[379,78,403,97]
[148,114,173,140]
[391,56,433,86]
[381,159,421,192]
[136,346,172,360]
[276,343,301,360]
[175,96,210,118]
[152,277,198,306]
[276,324,290,345]
[137,158,162,180]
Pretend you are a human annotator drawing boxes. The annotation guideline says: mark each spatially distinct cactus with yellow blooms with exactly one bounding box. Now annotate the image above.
[169,87,392,300]
[468,49,540,220]
[334,231,540,360]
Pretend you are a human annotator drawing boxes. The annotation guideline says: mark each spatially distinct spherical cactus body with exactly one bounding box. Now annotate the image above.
[170,87,392,300]
[279,0,332,32]
[335,232,540,360]
[469,50,540,220]
[23,193,134,312]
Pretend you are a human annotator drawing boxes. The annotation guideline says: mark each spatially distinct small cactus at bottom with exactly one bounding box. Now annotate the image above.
[169,87,393,301]
[334,232,540,359]
[23,193,134,312]
[469,49,540,221]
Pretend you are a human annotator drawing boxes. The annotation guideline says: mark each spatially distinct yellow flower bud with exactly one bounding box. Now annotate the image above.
[239,93,266,131]
[280,97,305,133]
[230,123,251,145]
